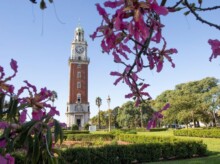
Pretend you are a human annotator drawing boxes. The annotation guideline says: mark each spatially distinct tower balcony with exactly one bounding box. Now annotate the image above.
[69,56,90,64]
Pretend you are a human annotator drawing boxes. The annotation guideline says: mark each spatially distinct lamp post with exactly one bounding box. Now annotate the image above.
[95,97,102,129]
[50,91,58,107]
[140,106,143,128]
[107,95,111,132]
[212,95,217,127]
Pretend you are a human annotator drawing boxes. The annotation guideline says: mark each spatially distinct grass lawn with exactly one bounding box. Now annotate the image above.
[138,130,220,164]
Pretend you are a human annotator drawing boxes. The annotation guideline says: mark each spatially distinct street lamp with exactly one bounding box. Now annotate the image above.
[107,95,111,132]
[95,97,102,129]
[50,91,58,107]
[139,106,143,128]
[212,95,217,127]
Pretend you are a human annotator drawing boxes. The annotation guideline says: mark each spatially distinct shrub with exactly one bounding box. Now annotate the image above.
[66,134,115,141]
[84,123,91,130]
[109,129,125,135]
[71,124,79,130]
[118,134,175,144]
[125,130,137,134]
[135,128,147,132]
[63,130,89,134]
[58,141,207,163]
[149,128,168,132]
[173,129,220,138]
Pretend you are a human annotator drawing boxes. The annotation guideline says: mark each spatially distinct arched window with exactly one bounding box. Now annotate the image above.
[77,82,81,89]
[77,72,81,78]
[77,93,81,103]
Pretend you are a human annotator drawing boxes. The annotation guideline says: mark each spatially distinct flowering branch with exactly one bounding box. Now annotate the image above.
[0,59,66,163]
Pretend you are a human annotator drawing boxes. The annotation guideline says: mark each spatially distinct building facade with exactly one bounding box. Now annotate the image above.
[66,26,90,129]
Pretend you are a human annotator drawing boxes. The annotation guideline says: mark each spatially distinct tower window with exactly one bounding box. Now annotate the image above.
[77,64,81,68]
[77,82,81,89]
[77,72,81,78]
[77,93,81,103]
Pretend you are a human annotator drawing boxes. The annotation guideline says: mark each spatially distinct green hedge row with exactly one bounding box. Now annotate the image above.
[149,128,168,132]
[58,142,207,163]
[118,134,176,143]
[173,129,220,138]
[66,134,115,141]
[63,130,90,134]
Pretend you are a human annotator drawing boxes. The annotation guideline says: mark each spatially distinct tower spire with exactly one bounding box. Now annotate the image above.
[74,22,84,42]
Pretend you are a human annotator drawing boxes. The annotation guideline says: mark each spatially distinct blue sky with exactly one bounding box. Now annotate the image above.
[1,1,220,123]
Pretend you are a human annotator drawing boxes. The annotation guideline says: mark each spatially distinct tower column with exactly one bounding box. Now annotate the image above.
[66,25,90,128]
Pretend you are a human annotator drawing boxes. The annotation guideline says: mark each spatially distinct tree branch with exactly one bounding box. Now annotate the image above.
[184,0,220,30]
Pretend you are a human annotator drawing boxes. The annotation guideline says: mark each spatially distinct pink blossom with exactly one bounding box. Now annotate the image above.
[24,80,37,93]
[60,122,67,128]
[32,109,45,120]
[17,86,28,97]
[19,109,27,123]
[112,51,122,63]
[10,59,18,73]
[120,44,131,53]
[0,66,5,80]
[48,122,54,127]
[148,38,177,73]
[136,57,143,72]
[208,39,220,61]
[0,155,7,164]
[96,3,109,23]
[116,46,129,60]
[5,154,15,164]
[114,8,124,30]
[150,1,168,16]
[157,59,163,72]
[110,71,123,85]
[104,0,124,8]
[0,122,9,129]
[0,139,6,148]
[8,85,14,94]
[40,87,52,100]
[48,107,60,117]
[147,103,170,129]
[125,83,151,106]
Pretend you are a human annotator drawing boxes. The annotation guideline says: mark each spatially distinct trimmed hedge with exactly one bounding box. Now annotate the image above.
[66,134,115,141]
[63,130,89,135]
[173,129,220,138]
[149,128,168,132]
[58,141,207,163]
[118,134,176,143]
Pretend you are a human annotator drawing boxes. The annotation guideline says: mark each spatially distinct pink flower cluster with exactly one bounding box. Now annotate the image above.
[0,59,66,163]
[0,59,17,94]
[208,39,220,61]
[91,0,177,106]
[147,103,170,129]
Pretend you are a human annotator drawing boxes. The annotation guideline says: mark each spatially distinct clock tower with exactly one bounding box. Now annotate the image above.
[66,26,90,129]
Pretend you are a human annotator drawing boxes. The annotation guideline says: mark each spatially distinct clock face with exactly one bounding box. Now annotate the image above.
[75,45,84,54]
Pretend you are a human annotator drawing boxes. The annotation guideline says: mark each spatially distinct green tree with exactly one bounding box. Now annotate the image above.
[154,77,220,128]
[90,110,114,129]
[117,101,153,128]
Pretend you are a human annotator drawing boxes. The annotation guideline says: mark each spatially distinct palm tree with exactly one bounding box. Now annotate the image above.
[95,97,102,129]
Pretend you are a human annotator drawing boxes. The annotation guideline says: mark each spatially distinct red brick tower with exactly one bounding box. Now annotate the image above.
[66,26,90,128]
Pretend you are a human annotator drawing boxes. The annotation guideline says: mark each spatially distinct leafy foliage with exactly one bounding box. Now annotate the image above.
[56,141,207,163]
[71,124,79,130]
[153,77,220,127]
[66,134,115,141]
[0,59,65,163]
[174,129,220,138]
